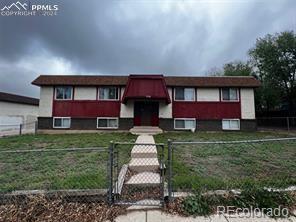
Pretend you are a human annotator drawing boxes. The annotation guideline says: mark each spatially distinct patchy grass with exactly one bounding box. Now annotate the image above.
[176,188,296,218]
[155,131,296,190]
[0,132,136,151]
[0,133,136,192]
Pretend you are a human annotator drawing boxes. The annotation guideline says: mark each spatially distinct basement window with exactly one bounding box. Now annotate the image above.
[55,86,73,100]
[97,118,119,129]
[98,87,119,100]
[53,117,71,128]
[222,119,240,130]
[174,87,195,101]
[174,118,196,130]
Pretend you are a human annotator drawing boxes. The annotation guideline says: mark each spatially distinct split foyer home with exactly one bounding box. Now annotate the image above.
[32,74,260,131]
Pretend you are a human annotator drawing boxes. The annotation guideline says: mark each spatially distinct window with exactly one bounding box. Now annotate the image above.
[174,118,196,130]
[53,117,71,128]
[97,118,119,129]
[55,87,72,100]
[55,87,73,100]
[222,119,240,130]
[175,88,195,101]
[98,87,119,100]
[221,88,238,101]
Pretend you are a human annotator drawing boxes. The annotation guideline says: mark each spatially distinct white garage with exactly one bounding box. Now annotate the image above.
[0,92,39,136]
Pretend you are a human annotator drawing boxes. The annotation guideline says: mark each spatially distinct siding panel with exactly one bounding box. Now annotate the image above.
[173,102,241,119]
[74,87,97,100]
[53,101,120,117]
[196,88,220,101]
[241,88,255,119]
[39,87,53,117]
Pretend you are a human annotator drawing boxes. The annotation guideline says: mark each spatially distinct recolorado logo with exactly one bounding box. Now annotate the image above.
[1,1,59,16]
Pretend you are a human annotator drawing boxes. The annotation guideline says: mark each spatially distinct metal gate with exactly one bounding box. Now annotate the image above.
[108,141,165,206]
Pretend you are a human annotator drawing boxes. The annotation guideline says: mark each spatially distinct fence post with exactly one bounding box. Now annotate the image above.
[19,124,22,135]
[108,141,114,205]
[34,121,38,134]
[160,144,165,206]
[167,139,172,202]
[287,117,290,131]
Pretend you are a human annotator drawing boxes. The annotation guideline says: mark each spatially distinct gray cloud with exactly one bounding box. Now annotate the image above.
[0,0,295,97]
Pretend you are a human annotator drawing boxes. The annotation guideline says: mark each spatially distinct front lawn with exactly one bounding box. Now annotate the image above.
[0,132,136,151]
[155,131,296,190]
[1,131,295,193]
[0,133,136,192]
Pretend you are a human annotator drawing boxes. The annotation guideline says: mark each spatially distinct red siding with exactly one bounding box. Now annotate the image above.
[173,102,241,119]
[53,101,120,117]
[122,75,170,103]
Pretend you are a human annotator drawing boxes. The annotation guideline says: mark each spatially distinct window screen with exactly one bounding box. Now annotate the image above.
[175,88,195,101]
[53,117,71,128]
[222,119,240,130]
[55,87,72,100]
[97,118,118,128]
[99,87,118,100]
[222,88,238,101]
[174,119,196,129]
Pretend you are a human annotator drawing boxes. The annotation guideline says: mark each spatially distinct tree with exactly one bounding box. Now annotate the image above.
[223,61,253,76]
[205,67,223,76]
[249,31,296,113]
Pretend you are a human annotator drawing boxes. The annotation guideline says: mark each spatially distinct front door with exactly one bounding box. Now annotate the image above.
[134,102,159,126]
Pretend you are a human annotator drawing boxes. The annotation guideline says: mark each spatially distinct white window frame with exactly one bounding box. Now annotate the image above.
[53,117,71,129]
[174,118,196,130]
[97,117,119,129]
[55,86,73,100]
[221,88,239,102]
[174,87,195,101]
[222,119,240,131]
[98,87,119,101]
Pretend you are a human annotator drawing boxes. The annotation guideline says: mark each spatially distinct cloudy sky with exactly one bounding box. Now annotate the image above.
[0,0,295,98]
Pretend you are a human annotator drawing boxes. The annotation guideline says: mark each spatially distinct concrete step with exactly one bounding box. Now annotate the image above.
[135,134,156,144]
[131,144,157,158]
[130,127,163,135]
[126,172,160,186]
[115,199,161,209]
[126,199,162,210]
[129,158,159,172]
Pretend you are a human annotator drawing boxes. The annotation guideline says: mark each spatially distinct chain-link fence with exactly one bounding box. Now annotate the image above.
[0,121,37,137]
[167,137,296,201]
[0,147,108,204]
[109,142,165,206]
[257,117,296,131]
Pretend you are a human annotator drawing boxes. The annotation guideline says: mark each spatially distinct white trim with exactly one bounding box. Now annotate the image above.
[97,117,119,129]
[53,117,71,129]
[174,87,196,102]
[221,88,239,102]
[54,86,73,100]
[98,87,119,101]
[174,118,196,130]
[222,119,240,130]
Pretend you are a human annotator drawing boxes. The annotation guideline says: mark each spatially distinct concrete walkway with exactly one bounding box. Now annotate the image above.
[115,210,296,222]
[117,134,162,207]
[127,135,160,185]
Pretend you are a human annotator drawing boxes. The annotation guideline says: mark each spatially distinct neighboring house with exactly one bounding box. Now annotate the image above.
[32,74,260,131]
[0,92,39,131]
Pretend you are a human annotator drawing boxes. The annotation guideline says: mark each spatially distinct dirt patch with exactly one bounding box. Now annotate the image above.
[32,142,51,149]
[120,186,161,202]
[0,195,126,222]
[164,197,186,216]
